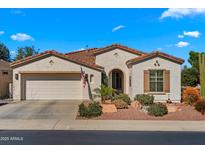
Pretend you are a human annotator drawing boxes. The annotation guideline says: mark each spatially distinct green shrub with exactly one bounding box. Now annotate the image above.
[134,94,154,106]
[195,99,205,115]
[112,93,131,105]
[112,99,128,109]
[148,103,168,117]
[78,101,102,117]
[78,103,88,117]
[88,102,103,117]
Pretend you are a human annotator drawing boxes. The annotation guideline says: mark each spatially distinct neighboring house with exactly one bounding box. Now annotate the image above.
[11,44,184,102]
[0,59,12,99]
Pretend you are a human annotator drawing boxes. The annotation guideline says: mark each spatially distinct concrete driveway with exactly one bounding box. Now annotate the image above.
[0,100,80,120]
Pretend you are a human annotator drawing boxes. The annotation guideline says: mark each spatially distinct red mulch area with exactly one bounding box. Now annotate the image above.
[77,105,205,120]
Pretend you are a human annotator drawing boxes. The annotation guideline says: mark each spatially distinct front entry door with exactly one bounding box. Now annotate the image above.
[111,69,123,93]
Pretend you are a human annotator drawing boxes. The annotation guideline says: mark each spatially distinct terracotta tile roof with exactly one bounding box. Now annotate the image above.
[65,44,146,65]
[126,51,184,65]
[66,48,99,55]
[11,50,104,71]
[65,48,98,64]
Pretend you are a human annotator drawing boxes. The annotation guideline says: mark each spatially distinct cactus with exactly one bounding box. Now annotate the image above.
[199,53,205,99]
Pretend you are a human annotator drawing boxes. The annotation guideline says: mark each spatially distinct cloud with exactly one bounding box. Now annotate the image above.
[11,33,34,41]
[176,41,189,48]
[0,31,5,35]
[160,8,205,19]
[178,34,184,38]
[112,25,125,32]
[183,31,200,38]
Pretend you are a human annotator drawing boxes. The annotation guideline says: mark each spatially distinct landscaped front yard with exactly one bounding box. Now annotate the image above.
[76,85,205,120]
[77,104,205,120]
[78,105,205,120]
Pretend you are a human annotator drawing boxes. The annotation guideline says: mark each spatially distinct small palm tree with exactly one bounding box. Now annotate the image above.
[93,84,116,103]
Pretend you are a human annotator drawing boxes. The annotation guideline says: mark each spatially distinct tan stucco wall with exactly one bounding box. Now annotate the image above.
[12,55,101,100]
[95,49,139,95]
[131,57,182,103]
[0,60,12,98]
[0,73,12,98]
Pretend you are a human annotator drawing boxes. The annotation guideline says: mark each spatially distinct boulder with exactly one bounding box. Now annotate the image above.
[101,104,117,113]
[131,101,141,109]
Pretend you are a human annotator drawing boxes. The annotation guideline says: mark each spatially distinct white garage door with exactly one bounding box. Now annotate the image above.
[24,74,82,100]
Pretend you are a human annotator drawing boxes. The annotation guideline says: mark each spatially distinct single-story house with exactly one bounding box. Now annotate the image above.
[0,59,12,99]
[11,44,184,102]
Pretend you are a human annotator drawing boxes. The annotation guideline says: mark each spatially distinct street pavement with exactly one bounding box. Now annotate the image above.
[0,130,205,145]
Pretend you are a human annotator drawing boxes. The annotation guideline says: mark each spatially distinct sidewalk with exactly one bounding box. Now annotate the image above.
[1,119,205,132]
[57,120,205,132]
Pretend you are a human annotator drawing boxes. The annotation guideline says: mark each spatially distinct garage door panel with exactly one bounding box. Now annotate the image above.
[24,74,82,100]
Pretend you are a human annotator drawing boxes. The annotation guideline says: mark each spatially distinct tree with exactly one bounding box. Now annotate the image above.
[101,72,108,86]
[15,46,39,60]
[93,84,116,103]
[188,51,200,71]
[15,47,24,60]
[0,42,10,61]
[181,66,199,87]
[182,51,205,87]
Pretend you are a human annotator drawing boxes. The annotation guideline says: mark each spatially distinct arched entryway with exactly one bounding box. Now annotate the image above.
[109,69,124,93]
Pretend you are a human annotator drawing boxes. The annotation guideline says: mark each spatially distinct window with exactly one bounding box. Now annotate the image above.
[2,71,8,75]
[90,74,94,83]
[149,70,163,92]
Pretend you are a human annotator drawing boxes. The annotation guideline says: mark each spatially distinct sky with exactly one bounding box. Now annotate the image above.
[0,8,205,66]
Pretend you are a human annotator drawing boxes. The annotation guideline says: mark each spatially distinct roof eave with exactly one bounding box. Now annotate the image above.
[126,53,184,66]
[93,44,146,56]
[11,51,104,72]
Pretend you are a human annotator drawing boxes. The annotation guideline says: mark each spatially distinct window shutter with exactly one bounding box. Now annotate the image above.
[144,70,149,93]
[164,70,170,93]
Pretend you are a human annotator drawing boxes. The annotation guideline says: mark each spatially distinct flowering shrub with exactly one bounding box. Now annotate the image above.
[183,87,200,105]
[195,99,205,115]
